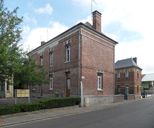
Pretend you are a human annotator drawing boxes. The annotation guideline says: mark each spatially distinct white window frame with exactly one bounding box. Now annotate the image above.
[97,73,103,91]
[66,78,71,90]
[117,72,120,78]
[125,71,129,78]
[49,77,53,90]
[65,40,71,62]
[40,57,43,66]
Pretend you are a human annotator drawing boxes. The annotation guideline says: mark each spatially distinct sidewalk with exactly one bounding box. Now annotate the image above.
[0,99,143,127]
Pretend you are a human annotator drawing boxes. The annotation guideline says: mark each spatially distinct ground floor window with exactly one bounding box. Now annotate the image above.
[49,73,53,90]
[97,72,103,90]
[66,78,71,90]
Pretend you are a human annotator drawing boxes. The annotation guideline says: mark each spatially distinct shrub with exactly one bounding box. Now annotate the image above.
[0,97,80,115]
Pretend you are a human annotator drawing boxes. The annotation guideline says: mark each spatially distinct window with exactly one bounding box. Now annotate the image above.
[40,54,43,66]
[49,51,53,66]
[125,71,129,78]
[49,76,53,90]
[137,71,140,79]
[97,73,103,90]
[66,78,71,90]
[117,72,120,78]
[65,40,71,62]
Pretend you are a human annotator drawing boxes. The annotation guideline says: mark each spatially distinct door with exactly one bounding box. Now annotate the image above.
[66,78,70,97]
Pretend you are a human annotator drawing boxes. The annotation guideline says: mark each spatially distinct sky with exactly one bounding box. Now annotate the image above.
[4,0,154,74]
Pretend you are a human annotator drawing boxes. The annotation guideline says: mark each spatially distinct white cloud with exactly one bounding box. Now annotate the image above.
[72,0,91,7]
[24,14,38,26]
[22,21,68,52]
[72,0,154,73]
[34,3,53,15]
[76,15,92,24]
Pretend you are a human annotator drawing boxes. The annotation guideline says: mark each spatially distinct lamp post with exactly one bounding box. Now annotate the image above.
[81,76,85,107]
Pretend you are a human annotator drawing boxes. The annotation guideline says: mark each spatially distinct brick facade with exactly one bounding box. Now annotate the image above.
[115,58,142,98]
[28,10,117,97]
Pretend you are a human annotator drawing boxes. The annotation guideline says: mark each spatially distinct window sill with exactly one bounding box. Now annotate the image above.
[97,88,103,91]
[49,64,53,67]
[49,88,53,91]
[64,61,70,63]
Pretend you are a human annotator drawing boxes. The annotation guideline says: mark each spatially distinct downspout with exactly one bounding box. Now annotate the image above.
[78,28,81,95]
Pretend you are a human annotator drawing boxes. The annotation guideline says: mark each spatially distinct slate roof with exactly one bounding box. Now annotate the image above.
[115,58,142,70]
[142,73,154,81]
[28,22,118,56]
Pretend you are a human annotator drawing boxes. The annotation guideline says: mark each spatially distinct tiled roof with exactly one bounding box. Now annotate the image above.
[115,58,141,69]
[142,73,154,81]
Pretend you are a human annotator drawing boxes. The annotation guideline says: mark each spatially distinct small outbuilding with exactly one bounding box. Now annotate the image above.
[115,57,142,99]
[142,73,154,95]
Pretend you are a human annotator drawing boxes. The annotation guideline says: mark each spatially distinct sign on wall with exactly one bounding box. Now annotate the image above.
[16,89,30,97]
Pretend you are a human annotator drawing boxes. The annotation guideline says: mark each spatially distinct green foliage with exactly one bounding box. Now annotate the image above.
[0,97,81,115]
[14,58,48,89]
[0,0,22,78]
[0,0,47,88]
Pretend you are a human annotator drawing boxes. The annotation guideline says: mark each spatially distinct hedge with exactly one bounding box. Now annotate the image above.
[0,97,80,115]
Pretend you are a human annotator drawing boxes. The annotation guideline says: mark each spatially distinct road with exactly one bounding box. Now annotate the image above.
[5,97,154,128]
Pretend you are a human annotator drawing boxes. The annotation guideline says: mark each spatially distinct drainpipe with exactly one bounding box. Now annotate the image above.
[78,28,81,96]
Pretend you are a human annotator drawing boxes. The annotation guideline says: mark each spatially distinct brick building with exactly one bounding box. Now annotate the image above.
[115,57,142,98]
[28,10,117,99]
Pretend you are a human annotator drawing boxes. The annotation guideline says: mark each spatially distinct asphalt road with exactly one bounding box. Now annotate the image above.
[7,97,154,128]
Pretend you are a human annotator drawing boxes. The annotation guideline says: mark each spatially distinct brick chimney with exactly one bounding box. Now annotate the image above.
[41,41,46,45]
[133,57,137,64]
[92,10,102,33]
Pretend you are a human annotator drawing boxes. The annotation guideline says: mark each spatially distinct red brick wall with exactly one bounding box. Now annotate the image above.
[115,68,142,95]
[30,31,80,97]
[30,28,116,97]
[81,29,115,95]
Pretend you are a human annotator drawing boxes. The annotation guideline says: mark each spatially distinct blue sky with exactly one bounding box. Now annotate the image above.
[4,0,154,73]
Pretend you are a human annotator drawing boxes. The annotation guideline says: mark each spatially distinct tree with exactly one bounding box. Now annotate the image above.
[0,0,22,78]
[0,0,47,96]
[14,57,48,97]
[14,58,47,88]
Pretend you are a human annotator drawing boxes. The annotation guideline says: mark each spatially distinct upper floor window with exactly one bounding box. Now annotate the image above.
[65,40,71,62]
[49,50,54,66]
[137,71,140,79]
[40,54,43,66]
[117,72,120,78]
[97,72,103,91]
[125,71,129,78]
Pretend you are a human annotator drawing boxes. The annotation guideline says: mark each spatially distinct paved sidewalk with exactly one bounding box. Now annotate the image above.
[0,99,143,128]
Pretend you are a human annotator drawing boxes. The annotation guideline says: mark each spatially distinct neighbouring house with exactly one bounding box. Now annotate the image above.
[142,73,154,95]
[28,10,118,105]
[0,75,14,98]
[115,57,142,99]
